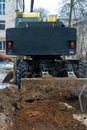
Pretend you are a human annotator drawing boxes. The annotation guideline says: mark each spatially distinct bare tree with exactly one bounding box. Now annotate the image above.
[34,8,49,19]
[59,0,87,26]
[30,0,49,18]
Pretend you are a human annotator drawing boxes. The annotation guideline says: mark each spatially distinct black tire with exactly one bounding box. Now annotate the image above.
[16,60,28,87]
[78,59,87,78]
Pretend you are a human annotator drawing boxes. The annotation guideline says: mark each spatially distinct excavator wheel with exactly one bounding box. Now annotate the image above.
[16,60,28,88]
[78,59,87,78]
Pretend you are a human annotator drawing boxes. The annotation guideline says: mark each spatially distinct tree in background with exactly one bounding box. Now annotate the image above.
[34,8,49,19]
[30,0,49,19]
[58,0,87,26]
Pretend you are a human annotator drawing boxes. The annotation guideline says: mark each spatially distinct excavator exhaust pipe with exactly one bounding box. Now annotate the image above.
[30,0,34,12]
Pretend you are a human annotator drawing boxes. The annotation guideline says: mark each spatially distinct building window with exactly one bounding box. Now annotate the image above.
[0,41,6,50]
[0,0,5,15]
[0,20,5,30]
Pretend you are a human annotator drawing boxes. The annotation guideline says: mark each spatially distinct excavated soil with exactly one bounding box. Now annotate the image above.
[0,77,87,130]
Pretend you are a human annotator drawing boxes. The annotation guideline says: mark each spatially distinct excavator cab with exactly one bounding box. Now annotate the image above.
[15,11,42,27]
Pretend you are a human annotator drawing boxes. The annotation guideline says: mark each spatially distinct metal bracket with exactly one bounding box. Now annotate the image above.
[42,71,49,76]
[67,63,76,77]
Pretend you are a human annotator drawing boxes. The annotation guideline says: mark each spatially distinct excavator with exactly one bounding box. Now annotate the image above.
[6,0,87,112]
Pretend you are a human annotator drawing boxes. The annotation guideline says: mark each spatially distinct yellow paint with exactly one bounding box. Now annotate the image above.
[16,11,23,17]
[23,12,41,18]
[47,15,58,22]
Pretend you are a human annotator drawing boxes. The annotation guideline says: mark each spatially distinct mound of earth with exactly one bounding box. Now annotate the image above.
[0,77,87,130]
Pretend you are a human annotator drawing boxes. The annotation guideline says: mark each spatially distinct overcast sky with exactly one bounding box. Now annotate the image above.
[25,0,61,14]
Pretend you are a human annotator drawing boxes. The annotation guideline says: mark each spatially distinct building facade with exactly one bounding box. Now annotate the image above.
[0,0,23,54]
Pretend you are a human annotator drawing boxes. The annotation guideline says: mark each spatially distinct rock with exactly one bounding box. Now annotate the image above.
[0,113,8,130]
[14,101,21,110]
[58,102,73,111]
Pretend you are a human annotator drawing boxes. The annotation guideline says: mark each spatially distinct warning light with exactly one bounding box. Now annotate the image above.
[7,41,13,49]
[70,41,75,49]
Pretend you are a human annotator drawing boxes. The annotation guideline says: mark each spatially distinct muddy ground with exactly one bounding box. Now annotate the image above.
[0,77,87,130]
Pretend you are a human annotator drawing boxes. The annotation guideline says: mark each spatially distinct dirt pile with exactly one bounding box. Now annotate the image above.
[13,100,86,130]
[0,78,87,130]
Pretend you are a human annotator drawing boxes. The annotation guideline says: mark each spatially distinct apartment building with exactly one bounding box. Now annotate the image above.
[0,0,23,54]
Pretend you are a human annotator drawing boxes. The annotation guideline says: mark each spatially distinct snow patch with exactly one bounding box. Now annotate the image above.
[73,114,87,127]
